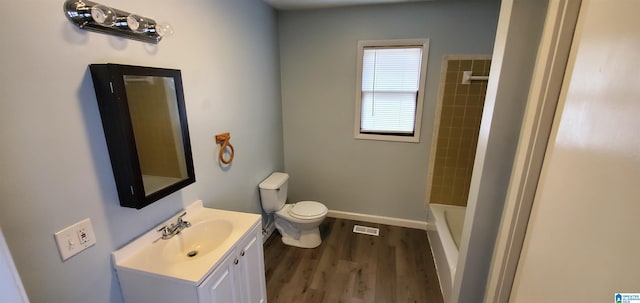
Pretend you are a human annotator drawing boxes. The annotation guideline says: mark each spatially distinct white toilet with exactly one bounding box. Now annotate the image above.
[259,172,328,248]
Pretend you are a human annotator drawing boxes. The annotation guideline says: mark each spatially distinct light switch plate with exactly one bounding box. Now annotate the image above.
[54,218,96,261]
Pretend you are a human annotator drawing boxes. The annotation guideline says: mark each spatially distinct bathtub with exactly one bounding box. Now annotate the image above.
[427,203,466,303]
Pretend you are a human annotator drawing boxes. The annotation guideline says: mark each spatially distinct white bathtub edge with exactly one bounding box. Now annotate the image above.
[428,203,465,303]
[326,210,431,230]
[428,228,451,303]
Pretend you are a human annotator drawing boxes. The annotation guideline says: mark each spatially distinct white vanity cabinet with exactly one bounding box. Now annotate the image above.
[237,227,268,303]
[112,202,267,303]
[198,223,267,303]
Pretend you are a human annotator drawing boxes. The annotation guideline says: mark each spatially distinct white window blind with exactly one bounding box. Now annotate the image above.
[360,47,423,134]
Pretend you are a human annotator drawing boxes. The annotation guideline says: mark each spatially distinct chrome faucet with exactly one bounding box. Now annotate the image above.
[158,212,191,240]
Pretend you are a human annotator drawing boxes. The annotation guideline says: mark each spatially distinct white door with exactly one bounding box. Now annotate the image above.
[0,228,29,303]
[509,1,640,302]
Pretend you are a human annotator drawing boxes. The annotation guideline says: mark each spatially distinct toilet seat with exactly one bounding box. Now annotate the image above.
[289,201,327,219]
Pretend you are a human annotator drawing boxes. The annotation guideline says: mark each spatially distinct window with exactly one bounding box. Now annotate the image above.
[354,39,429,142]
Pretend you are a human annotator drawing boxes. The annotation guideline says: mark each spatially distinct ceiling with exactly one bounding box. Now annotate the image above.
[264,0,434,10]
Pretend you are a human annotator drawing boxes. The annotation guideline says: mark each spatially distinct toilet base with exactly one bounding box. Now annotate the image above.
[279,227,322,248]
[272,205,326,249]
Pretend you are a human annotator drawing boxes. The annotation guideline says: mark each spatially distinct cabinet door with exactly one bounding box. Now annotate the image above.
[237,229,267,303]
[198,254,239,303]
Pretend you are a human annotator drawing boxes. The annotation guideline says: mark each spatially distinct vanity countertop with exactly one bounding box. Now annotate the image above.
[112,200,260,285]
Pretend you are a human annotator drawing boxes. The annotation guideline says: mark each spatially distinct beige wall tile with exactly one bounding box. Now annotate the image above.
[429,57,491,207]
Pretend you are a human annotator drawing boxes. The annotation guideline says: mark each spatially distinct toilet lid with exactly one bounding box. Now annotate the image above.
[289,201,327,219]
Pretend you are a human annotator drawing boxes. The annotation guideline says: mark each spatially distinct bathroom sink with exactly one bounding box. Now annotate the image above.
[160,219,233,263]
[112,200,261,284]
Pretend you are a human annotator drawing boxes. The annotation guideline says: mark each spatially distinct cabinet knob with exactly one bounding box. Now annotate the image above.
[240,250,245,256]
[234,258,239,265]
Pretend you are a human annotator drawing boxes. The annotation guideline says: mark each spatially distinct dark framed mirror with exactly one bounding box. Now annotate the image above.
[90,64,195,209]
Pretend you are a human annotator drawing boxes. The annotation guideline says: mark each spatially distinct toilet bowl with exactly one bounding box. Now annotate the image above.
[259,173,328,248]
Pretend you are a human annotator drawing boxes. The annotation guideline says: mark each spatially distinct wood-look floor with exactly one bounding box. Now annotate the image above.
[264,218,444,303]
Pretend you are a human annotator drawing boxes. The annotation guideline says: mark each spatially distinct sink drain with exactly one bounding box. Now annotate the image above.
[187,250,198,257]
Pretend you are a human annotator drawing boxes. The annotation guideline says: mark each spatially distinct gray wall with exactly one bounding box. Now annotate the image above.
[278,1,500,221]
[0,0,282,302]
[453,0,548,301]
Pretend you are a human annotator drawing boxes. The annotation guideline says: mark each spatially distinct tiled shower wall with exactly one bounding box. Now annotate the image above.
[429,58,490,207]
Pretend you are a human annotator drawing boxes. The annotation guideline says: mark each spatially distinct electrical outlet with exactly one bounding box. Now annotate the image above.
[77,226,89,244]
[54,218,96,261]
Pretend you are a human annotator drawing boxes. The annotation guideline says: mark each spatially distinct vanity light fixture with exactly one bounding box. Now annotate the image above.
[63,0,173,44]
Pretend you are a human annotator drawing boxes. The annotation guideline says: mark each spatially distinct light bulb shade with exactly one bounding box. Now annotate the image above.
[156,23,174,37]
[126,14,150,33]
[91,4,117,26]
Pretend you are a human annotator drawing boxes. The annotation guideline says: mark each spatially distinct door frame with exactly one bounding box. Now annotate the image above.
[483,1,582,302]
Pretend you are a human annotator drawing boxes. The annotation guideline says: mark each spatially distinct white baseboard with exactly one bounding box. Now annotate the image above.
[327,210,433,231]
[262,221,275,243]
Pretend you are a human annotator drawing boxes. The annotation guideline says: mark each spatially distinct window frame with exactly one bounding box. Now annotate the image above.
[354,39,430,143]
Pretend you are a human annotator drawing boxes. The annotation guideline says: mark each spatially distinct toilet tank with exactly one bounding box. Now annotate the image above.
[258,172,289,213]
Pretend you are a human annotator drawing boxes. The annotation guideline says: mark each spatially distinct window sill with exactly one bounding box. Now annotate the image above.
[354,133,420,143]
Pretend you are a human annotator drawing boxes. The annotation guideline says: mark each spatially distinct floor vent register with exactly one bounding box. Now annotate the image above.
[352,225,380,236]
